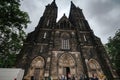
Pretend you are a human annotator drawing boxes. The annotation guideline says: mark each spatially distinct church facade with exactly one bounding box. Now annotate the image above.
[16,0,118,80]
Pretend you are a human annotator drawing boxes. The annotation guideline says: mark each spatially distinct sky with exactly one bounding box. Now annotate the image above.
[20,0,120,44]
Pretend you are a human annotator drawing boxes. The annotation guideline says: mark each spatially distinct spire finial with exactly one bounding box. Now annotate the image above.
[53,0,55,2]
[71,1,76,8]
[63,13,66,16]
[51,0,57,7]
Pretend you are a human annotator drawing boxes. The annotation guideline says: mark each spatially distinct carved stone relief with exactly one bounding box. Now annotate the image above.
[87,59,105,79]
[59,53,75,67]
[24,56,45,80]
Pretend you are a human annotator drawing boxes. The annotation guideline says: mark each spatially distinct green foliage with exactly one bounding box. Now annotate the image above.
[0,0,30,67]
[106,29,120,75]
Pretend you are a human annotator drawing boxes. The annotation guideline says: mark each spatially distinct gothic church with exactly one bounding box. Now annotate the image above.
[16,0,118,80]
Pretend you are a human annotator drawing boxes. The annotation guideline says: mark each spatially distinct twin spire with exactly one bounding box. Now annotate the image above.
[51,0,76,8]
[50,0,78,19]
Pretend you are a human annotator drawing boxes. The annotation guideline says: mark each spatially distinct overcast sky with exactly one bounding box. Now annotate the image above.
[20,0,120,44]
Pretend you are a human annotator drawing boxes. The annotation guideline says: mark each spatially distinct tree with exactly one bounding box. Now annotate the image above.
[106,29,120,76]
[0,0,30,67]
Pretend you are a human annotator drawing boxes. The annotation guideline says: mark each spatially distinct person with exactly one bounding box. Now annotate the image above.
[94,77,98,80]
[91,77,98,80]
[68,73,71,80]
[75,76,78,80]
[72,75,75,80]
[84,75,89,80]
[64,75,67,80]
[79,74,83,80]
[91,74,98,80]
[58,75,62,80]
[94,74,98,80]
[48,76,51,80]
[31,76,34,80]
[61,75,65,80]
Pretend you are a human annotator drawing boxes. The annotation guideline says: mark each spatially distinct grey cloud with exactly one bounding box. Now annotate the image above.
[83,0,115,18]
[111,0,120,4]
[79,0,120,43]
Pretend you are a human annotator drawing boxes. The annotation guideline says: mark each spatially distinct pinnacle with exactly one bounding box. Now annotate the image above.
[71,1,73,4]
[63,13,66,16]
[53,0,55,2]
[71,1,76,8]
[52,0,55,3]
[51,0,57,7]
[63,13,67,18]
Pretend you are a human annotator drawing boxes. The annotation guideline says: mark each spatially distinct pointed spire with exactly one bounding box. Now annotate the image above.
[71,1,76,8]
[53,0,55,2]
[51,0,57,8]
[51,0,56,4]
[62,13,67,18]
[63,13,66,16]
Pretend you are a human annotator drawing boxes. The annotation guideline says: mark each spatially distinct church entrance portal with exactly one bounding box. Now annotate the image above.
[58,53,75,76]
[24,56,45,80]
[63,67,70,79]
[63,67,70,75]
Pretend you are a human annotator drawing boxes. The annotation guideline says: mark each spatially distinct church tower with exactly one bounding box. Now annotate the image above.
[16,0,118,80]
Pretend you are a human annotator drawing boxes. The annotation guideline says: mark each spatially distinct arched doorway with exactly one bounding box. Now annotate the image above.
[58,53,76,78]
[24,56,45,80]
[88,59,105,79]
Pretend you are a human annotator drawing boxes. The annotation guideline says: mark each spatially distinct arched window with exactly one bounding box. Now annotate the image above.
[40,46,43,53]
[79,22,82,30]
[47,20,49,26]
[83,35,87,41]
[61,33,70,50]
[43,32,47,39]
[61,39,70,49]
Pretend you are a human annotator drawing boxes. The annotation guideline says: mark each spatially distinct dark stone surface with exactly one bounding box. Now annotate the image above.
[16,0,118,79]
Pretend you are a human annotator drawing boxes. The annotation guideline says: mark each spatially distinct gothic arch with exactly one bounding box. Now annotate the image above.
[87,59,105,79]
[60,33,71,50]
[61,32,70,39]
[24,56,45,80]
[59,53,75,67]
[31,56,45,68]
[58,53,79,76]
[88,59,100,69]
